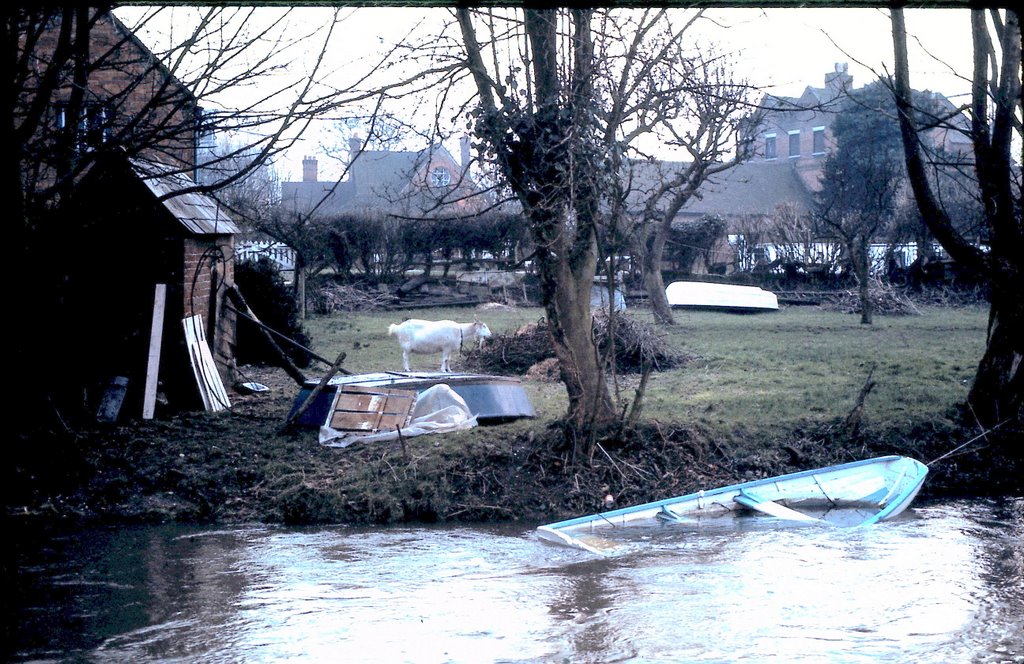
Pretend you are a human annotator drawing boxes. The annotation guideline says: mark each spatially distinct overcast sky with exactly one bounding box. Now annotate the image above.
[118,6,977,182]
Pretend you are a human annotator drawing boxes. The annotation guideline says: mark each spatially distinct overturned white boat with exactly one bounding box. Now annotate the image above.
[666,281,778,312]
[537,455,928,555]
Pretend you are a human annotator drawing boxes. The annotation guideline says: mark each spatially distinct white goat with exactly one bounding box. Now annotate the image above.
[387,318,492,372]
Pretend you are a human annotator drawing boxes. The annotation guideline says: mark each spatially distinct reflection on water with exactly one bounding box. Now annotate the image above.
[6,499,1022,663]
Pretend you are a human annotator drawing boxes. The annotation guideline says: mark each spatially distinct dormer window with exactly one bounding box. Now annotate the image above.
[430,167,451,187]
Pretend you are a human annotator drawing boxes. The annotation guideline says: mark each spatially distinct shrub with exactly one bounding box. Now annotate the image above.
[463,312,688,375]
[235,257,312,367]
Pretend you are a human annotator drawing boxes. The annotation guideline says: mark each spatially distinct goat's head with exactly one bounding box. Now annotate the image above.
[473,320,492,342]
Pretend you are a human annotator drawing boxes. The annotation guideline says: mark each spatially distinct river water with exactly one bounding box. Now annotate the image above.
[7,499,1023,663]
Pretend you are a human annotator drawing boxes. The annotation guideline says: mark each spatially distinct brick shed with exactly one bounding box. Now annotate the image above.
[65,155,239,417]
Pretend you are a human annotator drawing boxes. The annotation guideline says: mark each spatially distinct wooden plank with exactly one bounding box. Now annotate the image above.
[142,284,166,419]
[734,492,820,522]
[183,314,231,412]
[327,385,415,432]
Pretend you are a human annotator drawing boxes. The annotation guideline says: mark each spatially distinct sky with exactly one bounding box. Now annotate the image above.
[116,6,978,183]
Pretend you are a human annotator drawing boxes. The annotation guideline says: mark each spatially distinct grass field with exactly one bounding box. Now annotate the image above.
[302,303,989,441]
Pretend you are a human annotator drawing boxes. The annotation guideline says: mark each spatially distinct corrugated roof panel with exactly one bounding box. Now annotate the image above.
[130,158,240,235]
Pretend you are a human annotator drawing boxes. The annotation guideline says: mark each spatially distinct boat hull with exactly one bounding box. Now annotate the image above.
[537,456,928,553]
[289,372,536,426]
[666,281,779,312]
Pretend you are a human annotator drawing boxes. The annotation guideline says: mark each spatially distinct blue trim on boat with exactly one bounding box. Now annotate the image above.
[541,455,927,532]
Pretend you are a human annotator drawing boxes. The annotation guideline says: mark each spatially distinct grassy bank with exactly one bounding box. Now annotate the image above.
[11,301,1018,527]
[304,303,988,442]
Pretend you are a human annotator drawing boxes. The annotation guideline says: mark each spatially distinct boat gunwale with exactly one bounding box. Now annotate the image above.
[538,455,928,535]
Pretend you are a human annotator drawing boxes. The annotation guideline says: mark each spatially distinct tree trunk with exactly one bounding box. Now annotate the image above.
[966,259,1023,425]
[853,240,872,325]
[642,252,674,325]
[550,258,614,429]
[531,206,616,437]
[858,279,872,325]
[641,212,676,325]
[890,8,1022,430]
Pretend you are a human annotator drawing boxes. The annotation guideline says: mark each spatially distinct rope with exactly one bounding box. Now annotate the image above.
[926,419,1010,466]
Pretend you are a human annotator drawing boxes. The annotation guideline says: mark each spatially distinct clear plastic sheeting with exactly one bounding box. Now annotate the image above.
[319,384,477,448]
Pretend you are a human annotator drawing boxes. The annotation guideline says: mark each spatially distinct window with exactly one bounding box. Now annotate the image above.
[430,167,451,187]
[812,127,826,155]
[788,130,800,157]
[55,101,112,149]
[764,133,777,160]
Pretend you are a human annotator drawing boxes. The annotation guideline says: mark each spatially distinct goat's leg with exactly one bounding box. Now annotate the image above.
[440,349,451,372]
[403,349,411,372]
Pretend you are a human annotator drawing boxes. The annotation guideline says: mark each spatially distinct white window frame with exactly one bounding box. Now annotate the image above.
[812,126,826,155]
[430,167,451,187]
[788,129,801,158]
[764,133,777,160]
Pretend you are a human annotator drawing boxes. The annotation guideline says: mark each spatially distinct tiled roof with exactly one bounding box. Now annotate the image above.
[281,144,481,219]
[130,158,239,235]
[679,160,816,218]
[623,158,816,220]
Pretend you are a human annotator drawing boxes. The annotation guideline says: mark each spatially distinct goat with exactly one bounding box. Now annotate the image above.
[387,318,492,372]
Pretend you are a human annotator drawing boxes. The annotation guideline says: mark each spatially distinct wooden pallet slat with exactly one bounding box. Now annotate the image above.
[327,384,415,432]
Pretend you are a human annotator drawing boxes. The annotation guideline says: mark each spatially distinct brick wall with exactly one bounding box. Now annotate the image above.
[27,8,198,191]
[183,236,237,386]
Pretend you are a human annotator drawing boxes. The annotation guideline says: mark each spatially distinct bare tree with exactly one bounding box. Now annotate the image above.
[446,10,598,427]
[457,7,618,446]
[203,140,282,235]
[614,48,757,324]
[815,83,905,324]
[890,8,1022,428]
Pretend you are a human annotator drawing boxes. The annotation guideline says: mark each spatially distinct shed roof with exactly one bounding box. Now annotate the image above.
[131,158,239,235]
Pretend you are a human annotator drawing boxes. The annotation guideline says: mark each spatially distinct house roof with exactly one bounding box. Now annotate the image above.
[131,158,239,235]
[281,179,355,216]
[679,160,815,218]
[281,143,485,219]
[622,158,815,220]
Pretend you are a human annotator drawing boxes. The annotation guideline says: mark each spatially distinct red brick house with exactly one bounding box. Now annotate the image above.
[668,63,971,275]
[17,8,239,417]
[281,136,486,219]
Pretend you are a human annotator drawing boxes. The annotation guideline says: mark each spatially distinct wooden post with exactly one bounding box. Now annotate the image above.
[142,284,167,419]
[282,349,348,431]
[225,282,309,386]
[226,303,343,370]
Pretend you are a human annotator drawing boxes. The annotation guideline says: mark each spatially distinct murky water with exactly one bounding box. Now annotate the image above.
[7,499,1023,663]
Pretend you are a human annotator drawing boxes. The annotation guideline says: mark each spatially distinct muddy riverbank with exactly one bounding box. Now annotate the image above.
[6,365,1020,528]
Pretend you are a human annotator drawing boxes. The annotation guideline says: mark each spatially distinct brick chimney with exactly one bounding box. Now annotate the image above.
[825,62,852,97]
[460,134,471,174]
[347,137,362,189]
[302,156,318,182]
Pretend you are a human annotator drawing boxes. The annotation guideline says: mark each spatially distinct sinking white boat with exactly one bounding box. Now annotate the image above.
[666,281,778,312]
[537,455,928,554]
